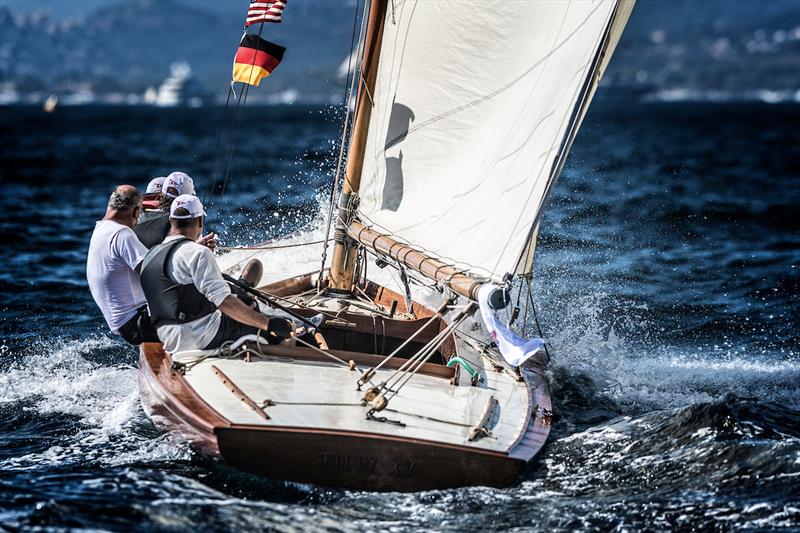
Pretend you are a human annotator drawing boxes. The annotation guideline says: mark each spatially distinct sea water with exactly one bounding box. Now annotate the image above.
[0,102,798,531]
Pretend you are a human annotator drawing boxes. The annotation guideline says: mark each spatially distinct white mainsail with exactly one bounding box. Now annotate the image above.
[356,0,634,280]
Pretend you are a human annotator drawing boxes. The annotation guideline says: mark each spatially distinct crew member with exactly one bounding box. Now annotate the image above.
[86,185,158,345]
[135,171,197,248]
[140,194,292,353]
[141,176,166,211]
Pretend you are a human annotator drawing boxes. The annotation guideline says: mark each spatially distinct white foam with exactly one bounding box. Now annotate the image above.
[0,335,130,421]
[542,290,800,412]
[0,335,190,470]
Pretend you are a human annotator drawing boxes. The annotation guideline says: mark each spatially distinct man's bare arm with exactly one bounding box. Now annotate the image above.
[218,295,271,330]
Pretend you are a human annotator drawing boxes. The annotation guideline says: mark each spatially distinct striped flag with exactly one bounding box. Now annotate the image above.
[245,0,287,26]
[232,34,286,86]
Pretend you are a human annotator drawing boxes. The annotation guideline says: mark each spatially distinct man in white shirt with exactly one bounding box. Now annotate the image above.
[139,195,293,353]
[86,185,159,345]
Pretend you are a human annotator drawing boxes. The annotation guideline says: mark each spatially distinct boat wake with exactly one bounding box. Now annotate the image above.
[0,335,190,473]
[539,289,800,417]
[1,221,797,529]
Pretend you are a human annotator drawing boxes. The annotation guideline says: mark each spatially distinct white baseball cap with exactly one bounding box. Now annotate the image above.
[145,176,166,194]
[169,194,206,219]
[164,172,196,198]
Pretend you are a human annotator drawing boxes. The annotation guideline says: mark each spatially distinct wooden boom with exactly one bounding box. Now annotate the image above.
[349,221,485,301]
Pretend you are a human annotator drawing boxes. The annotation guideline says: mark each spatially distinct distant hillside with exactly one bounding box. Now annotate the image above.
[0,0,798,103]
[606,0,800,99]
[0,0,357,101]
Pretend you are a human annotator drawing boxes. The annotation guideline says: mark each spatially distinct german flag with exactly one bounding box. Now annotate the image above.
[232,34,285,86]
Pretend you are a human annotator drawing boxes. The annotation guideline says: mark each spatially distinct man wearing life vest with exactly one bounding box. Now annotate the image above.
[135,172,200,249]
[139,195,293,353]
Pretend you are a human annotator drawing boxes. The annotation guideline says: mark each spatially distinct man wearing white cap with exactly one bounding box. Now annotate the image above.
[135,171,199,249]
[146,176,166,194]
[141,176,166,212]
[139,195,291,353]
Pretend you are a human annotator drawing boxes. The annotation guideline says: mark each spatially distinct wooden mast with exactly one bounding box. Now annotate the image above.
[329,0,389,292]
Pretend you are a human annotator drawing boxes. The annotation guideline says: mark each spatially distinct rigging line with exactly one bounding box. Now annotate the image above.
[318,0,368,280]
[223,273,343,321]
[217,20,269,205]
[293,335,354,369]
[380,319,454,387]
[217,238,331,252]
[527,278,550,362]
[180,342,243,370]
[360,71,375,107]
[381,304,472,392]
[353,284,380,308]
[451,328,509,367]
[237,331,354,369]
[204,80,236,206]
[379,325,451,393]
[371,313,378,355]
[383,408,474,429]
[362,247,438,289]
[218,86,251,204]
[207,29,251,210]
[357,301,450,387]
[389,331,449,393]
[522,277,531,332]
[387,309,472,398]
[261,400,363,407]
[223,274,323,328]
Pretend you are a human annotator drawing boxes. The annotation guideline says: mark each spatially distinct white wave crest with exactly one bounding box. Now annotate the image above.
[0,335,190,470]
[544,290,800,411]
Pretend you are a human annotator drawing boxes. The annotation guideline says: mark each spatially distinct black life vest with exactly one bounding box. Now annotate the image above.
[140,238,217,327]
[134,212,171,249]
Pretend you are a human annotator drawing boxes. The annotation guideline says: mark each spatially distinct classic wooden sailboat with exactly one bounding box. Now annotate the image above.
[139,0,634,491]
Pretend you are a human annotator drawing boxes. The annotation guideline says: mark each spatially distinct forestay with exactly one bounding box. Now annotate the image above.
[357,0,633,279]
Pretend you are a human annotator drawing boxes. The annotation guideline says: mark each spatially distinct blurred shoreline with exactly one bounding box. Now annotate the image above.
[2,88,800,108]
[2,0,798,109]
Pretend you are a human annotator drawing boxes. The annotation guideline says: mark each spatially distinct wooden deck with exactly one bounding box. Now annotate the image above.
[138,265,551,491]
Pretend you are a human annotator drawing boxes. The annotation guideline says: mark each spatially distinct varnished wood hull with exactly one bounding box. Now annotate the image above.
[138,344,525,491]
[216,426,523,491]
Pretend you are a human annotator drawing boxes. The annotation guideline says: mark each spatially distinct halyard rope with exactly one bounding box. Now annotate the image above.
[217,238,331,252]
[367,304,475,403]
[318,0,368,282]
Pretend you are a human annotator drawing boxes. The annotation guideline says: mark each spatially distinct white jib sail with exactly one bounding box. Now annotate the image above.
[357,0,632,280]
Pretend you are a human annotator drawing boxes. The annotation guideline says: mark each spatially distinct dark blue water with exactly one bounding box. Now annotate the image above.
[0,102,798,531]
